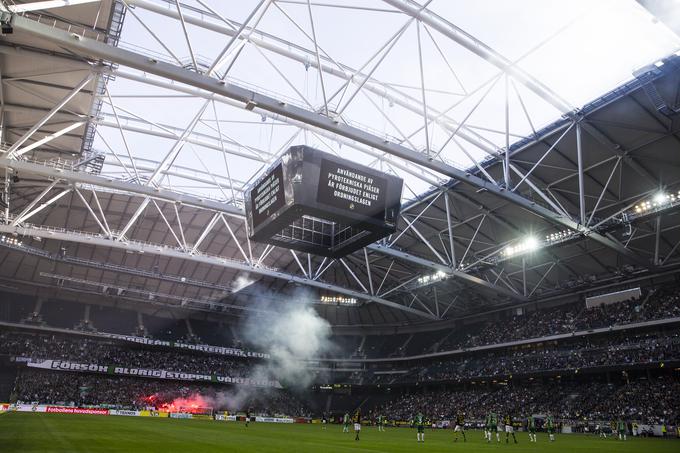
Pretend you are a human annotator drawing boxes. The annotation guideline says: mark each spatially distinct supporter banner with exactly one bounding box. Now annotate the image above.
[215,414,237,421]
[27,359,282,389]
[0,403,9,412]
[255,416,294,424]
[139,410,169,418]
[46,406,109,416]
[101,333,270,359]
[14,404,46,413]
[110,409,140,417]
[166,412,212,420]
[213,415,292,423]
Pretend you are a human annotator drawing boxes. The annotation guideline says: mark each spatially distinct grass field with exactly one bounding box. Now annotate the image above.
[1,412,679,452]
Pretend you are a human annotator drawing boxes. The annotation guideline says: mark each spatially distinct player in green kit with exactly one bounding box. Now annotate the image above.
[617,418,627,441]
[484,413,491,441]
[453,412,466,442]
[487,411,500,443]
[546,414,555,442]
[343,412,350,433]
[376,414,385,432]
[503,414,518,444]
[415,412,426,442]
[527,415,537,442]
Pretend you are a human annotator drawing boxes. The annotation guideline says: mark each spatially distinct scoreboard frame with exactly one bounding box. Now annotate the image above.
[244,146,403,258]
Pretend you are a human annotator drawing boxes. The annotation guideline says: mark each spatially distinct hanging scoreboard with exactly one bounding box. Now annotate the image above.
[245,146,403,258]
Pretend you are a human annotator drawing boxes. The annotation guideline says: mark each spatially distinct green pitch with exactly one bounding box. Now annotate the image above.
[1,412,678,453]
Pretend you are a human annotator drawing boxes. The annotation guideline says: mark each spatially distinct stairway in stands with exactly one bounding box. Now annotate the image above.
[0,358,17,401]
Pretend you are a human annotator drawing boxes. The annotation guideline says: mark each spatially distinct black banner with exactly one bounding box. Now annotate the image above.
[251,163,285,228]
[316,159,387,219]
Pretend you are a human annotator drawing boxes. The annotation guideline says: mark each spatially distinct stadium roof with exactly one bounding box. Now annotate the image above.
[0,0,680,328]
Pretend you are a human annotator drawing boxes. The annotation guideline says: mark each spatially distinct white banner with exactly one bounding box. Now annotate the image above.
[101,333,270,359]
[255,416,294,424]
[110,409,140,417]
[26,359,282,388]
[14,404,46,412]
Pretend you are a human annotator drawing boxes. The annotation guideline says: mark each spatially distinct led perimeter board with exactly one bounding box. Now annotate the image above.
[245,146,403,258]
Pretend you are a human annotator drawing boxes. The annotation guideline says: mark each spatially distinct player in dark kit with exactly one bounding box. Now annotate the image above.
[353,410,362,441]
[453,412,466,442]
[245,409,250,428]
[503,414,518,444]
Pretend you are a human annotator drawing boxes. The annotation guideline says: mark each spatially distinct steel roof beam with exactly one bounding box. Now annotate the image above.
[7,15,648,265]
[381,0,573,114]
[0,156,243,215]
[366,242,524,301]
[124,0,497,155]
[0,223,437,320]
[109,69,444,187]
[0,156,523,300]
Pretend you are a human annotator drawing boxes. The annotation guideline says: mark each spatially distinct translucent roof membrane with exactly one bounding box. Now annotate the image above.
[96,0,680,203]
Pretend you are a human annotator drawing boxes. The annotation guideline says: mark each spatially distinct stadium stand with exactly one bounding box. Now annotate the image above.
[1,281,679,425]
[14,369,313,417]
[89,306,138,335]
[373,375,680,424]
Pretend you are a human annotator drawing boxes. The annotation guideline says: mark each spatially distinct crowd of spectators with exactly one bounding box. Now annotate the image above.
[388,285,680,357]
[411,332,680,384]
[0,331,251,378]
[365,331,680,386]
[6,284,679,361]
[375,376,680,424]
[3,326,679,389]
[13,369,312,417]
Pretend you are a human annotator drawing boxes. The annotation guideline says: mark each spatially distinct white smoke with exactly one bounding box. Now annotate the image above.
[231,273,255,293]
[214,288,335,411]
[245,301,332,387]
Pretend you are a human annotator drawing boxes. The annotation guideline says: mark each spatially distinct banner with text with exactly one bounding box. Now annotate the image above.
[26,359,282,389]
[46,406,109,416]
[100,333,269,360]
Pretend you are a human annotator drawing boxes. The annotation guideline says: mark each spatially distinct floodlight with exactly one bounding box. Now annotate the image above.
[653,192,668,205]
[524,236,539,251]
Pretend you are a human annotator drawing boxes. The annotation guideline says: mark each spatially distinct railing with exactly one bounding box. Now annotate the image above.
[18,11,107,42]
[1,218,282,273]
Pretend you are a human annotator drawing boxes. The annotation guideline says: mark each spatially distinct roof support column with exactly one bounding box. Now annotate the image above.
[576,122,586,225]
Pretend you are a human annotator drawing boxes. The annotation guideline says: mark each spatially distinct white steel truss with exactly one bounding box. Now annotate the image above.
[1,2,674,324]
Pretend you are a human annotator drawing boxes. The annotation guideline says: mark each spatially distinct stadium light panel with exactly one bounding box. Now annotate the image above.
[501,236,541,258]
[653,192,668,205]
[415,270,449,287]
[525,236,539,251]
